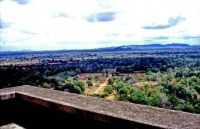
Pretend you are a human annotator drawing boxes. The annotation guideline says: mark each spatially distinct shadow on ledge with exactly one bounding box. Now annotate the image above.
[0,99,121,129]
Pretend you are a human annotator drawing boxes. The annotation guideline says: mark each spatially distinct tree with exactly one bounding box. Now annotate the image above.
[75,68,81,74]
[146,73,159,81]
[118,85,131,95]
[115,71,120,76]
[116,94,129,102]
[60,81,85,94]
[126,78,137,85]
[104,85,113,94]
[105,69,109,77]
[148,95,163,107]
[74,86,81,94]
[113,82,125,92]
[101,69,105,76]
[193,100,200,113]
[94,76,99,82]
[42,82,49,88]
[130,91,148,105]
[74,81,85,93]
[73,75,79,81]
[60,83,74,91]
[86,80,93,87]
[107,78,114,85]
[101,92,109,98]
[167,94,179,109]
[111,69,115,76]
[124,75,132,82]
[146,70,153,75]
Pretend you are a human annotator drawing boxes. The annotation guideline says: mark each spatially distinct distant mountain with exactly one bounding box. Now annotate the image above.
[96,43,192,51]
[165,43,190,47]
[1,43,198,54]
[128,43,190,48]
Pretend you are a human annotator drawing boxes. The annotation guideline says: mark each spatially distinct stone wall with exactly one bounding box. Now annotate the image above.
[0,85,200,129]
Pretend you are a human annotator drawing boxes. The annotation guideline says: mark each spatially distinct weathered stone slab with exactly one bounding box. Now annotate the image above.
[0,123,25,129]
[0,92,15,100]
[0,85,200,129]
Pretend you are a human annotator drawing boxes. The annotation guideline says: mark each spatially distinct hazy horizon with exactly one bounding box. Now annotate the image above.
[0,0,200,51]
[0,43,198,52]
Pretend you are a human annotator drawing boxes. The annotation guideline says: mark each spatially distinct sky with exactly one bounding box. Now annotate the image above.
[0,0,200,51]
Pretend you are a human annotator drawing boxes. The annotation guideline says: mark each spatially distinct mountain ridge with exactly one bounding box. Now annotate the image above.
[96,43,194,50]
[1,43,199,53]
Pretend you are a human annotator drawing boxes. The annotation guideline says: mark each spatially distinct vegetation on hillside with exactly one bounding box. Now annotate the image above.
[0,48,200,114]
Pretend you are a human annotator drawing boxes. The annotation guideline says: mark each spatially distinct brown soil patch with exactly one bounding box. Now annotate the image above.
[78,73,103,80]
[80,73,111,95]
[118,71,146,77]
[2,60,39,66]
[106,91,117,100]
[133,81,158,87]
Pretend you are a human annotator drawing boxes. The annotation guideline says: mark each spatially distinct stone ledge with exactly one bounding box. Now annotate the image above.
[0,92,15,100]
[0,85,200,129]
[0,123,25,129]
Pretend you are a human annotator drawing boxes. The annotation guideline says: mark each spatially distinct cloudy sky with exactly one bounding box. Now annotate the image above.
[0,0,200,51]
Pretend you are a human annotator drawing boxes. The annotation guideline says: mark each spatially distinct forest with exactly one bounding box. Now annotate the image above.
[0,47,200,114]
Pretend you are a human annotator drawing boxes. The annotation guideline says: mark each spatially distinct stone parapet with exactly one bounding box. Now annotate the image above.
[0,85,200,129]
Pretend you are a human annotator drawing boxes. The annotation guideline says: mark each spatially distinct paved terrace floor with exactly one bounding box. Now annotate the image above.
[0,85,200,129]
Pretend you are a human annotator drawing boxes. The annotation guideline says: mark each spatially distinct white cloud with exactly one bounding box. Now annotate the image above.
[0,0,200,51]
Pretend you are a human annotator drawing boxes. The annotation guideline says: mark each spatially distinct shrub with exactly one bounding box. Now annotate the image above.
[94,76,99,82]
[101,92,109,98]
[42,82,49,88]
[104,85,113,94]
[107,78,114,85]
[130,91,148,104]
[86,80,93,87]
[88,76,92,80]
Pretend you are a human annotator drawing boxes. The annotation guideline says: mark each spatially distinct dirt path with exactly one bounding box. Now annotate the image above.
[85,75,111,95]
[94,75,112,94]
[86,85,99,94]
[106,91,117,100]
